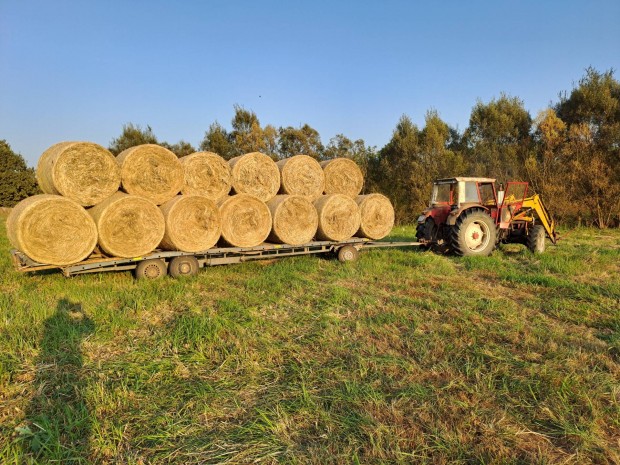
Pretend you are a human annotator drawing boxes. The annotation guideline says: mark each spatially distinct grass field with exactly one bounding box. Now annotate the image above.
[0,216,619,464]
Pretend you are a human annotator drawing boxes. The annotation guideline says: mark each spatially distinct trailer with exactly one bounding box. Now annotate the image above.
[10,238,420,279]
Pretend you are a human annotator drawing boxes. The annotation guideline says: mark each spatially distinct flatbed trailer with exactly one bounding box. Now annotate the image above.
[10,238,421,279]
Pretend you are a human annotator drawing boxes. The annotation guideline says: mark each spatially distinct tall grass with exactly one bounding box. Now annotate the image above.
[0,217,618,464]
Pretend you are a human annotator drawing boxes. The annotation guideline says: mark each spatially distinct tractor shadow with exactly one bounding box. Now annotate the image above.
[20,298,94,463]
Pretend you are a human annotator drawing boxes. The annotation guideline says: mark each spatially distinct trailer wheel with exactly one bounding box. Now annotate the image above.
[169,256,199,278]
[337,245,359,263]
[527,225,546,254]
[135,259,167,280]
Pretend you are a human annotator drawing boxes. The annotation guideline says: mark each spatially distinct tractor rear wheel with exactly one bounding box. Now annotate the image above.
[416,218,434,249]
[527,225,546,254]
[450,209,496,257]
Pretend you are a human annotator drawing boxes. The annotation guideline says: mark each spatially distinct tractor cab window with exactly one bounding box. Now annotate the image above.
[432,183,451,204]
[479,183,496,205]
[464,182,479,203]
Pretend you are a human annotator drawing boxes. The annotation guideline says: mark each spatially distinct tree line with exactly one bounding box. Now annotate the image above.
[2,67,618,227]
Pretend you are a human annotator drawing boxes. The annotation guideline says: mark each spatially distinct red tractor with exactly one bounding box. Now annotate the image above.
[416,177,558,256]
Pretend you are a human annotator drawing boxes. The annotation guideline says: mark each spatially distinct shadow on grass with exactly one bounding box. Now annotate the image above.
[18,298,94,464]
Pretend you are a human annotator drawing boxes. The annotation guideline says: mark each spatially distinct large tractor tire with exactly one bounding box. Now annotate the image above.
[527,224,546,254]
[450,209,496,257]
[416,218,434,249]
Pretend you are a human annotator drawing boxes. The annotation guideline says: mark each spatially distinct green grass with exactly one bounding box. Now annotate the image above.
[0,219,619,464]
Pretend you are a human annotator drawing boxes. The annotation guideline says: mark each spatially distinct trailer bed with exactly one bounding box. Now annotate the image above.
[11,238,420,278]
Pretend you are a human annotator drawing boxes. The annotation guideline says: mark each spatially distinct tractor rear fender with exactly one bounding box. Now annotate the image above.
[446,205,489,226]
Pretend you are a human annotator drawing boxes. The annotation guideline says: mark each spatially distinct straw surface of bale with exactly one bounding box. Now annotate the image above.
[88,192,165,258]
[218,194,272,247]
[159,195,221,252]
[321,158,364,198]
[267,195,318,245]
[36,141,120,206]
[180,152,232,200]
[277,155,325,199]
[356,194,395,240]
[117,144,184,205]
[314,194,361,242]
[7,194,97,265]
[229,152,280,202]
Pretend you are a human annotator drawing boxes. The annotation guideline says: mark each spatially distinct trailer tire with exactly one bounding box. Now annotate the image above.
[169,256,199,278]
[337,245,359,263]
[527,225,546,254]
[135,259,167,280]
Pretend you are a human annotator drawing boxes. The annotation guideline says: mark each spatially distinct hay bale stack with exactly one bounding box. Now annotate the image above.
[117,144,184,205]
[88,192,165,258]
[267,195,318,245]
[7,194,97,265]
[218,194,271,247]
[180,151,232,201]
[356,194,395,240]
[314,194,361,242]
[159,195,221,252]
[321,158,364,198]
[36,142,120,206]
[277,155,325,199]
[229,152,280,202]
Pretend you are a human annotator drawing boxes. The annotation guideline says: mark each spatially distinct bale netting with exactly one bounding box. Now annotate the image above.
[88,192,165,258]
[314,194,361,242]
[267,195,318,245]
[229,152,280,202]
[7,194,97,266]
[218,194,272,247]
[180,151,232,201]
[320,158,364,198]
[36,141,120,206]
[277,155,325,199]
[117,144,184,205]
[159,195,221,252]
[355,194,395,240]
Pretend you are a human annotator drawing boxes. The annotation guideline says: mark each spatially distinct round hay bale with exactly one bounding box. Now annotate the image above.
[36,141,120,206]
[7,194,97,265]
[356,194,395,240]
[218,194,271,247]
[117,144,184,205]
[314,194,361,242]
[229,152,280,202]
[159,195,221,252]
[277,155,325,199]
[321,158,364,198]
[180,151,232,201]
[267,195,318,245]
[88,192,165,258]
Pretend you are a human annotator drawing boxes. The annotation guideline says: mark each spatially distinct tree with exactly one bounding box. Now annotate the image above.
[323,134,376,178]
[108,123,158,155]
[0,140,39,207]
[464,94,532,181]
[369,115,425,223]
[278,124,324,160]
[160,140,196,158]
[199,121,235,160]
[555,68,620,227]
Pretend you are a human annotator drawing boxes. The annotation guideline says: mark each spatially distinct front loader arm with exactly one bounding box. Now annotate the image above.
[513,194,558,244]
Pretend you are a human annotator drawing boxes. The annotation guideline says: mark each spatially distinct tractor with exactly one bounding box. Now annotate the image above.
[416,177,558,256]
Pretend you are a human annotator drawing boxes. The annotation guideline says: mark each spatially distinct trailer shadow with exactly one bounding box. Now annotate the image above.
[20,298,94,463]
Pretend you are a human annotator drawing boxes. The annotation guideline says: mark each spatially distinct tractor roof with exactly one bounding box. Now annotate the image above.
[434,177,496,184]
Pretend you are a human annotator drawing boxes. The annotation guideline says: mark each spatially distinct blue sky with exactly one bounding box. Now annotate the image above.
[1,0,619,166]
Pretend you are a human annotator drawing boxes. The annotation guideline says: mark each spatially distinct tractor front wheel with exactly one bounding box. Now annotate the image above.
[450,210,496,257]
[527,225,546,254]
